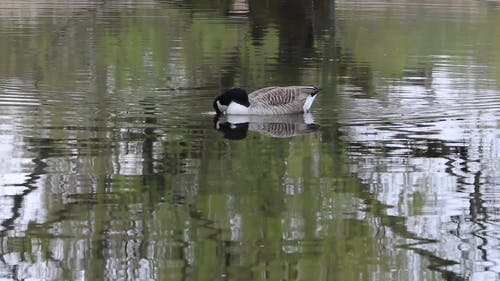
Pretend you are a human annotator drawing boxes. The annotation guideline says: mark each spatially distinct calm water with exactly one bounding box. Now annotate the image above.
[0,0,500,280]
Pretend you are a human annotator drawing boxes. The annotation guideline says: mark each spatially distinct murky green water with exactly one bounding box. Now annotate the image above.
[1,0,500,280]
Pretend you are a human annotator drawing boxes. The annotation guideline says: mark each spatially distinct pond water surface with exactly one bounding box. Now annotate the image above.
[1,1,500,280]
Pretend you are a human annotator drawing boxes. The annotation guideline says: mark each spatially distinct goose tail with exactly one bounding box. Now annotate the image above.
[303,86,321,112]
[311,86,321,96]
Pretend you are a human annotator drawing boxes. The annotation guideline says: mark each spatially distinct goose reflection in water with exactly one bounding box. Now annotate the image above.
[214,113,320,140]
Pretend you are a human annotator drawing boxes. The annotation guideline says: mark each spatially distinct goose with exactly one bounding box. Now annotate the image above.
[213,86,321,115]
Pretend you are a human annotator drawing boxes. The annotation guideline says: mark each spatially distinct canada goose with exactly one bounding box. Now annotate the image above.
[213,86,321,115]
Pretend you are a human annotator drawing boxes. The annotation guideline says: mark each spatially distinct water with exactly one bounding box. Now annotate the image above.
[0,0,500,280]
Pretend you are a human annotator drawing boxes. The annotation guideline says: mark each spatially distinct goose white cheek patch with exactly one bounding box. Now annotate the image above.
[226,101,249,115]
[216,100,228,113]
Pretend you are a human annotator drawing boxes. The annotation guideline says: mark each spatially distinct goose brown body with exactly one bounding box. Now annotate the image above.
[247,86,320,114]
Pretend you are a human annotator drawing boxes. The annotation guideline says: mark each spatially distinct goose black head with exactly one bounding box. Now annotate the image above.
[213,88,250,115]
